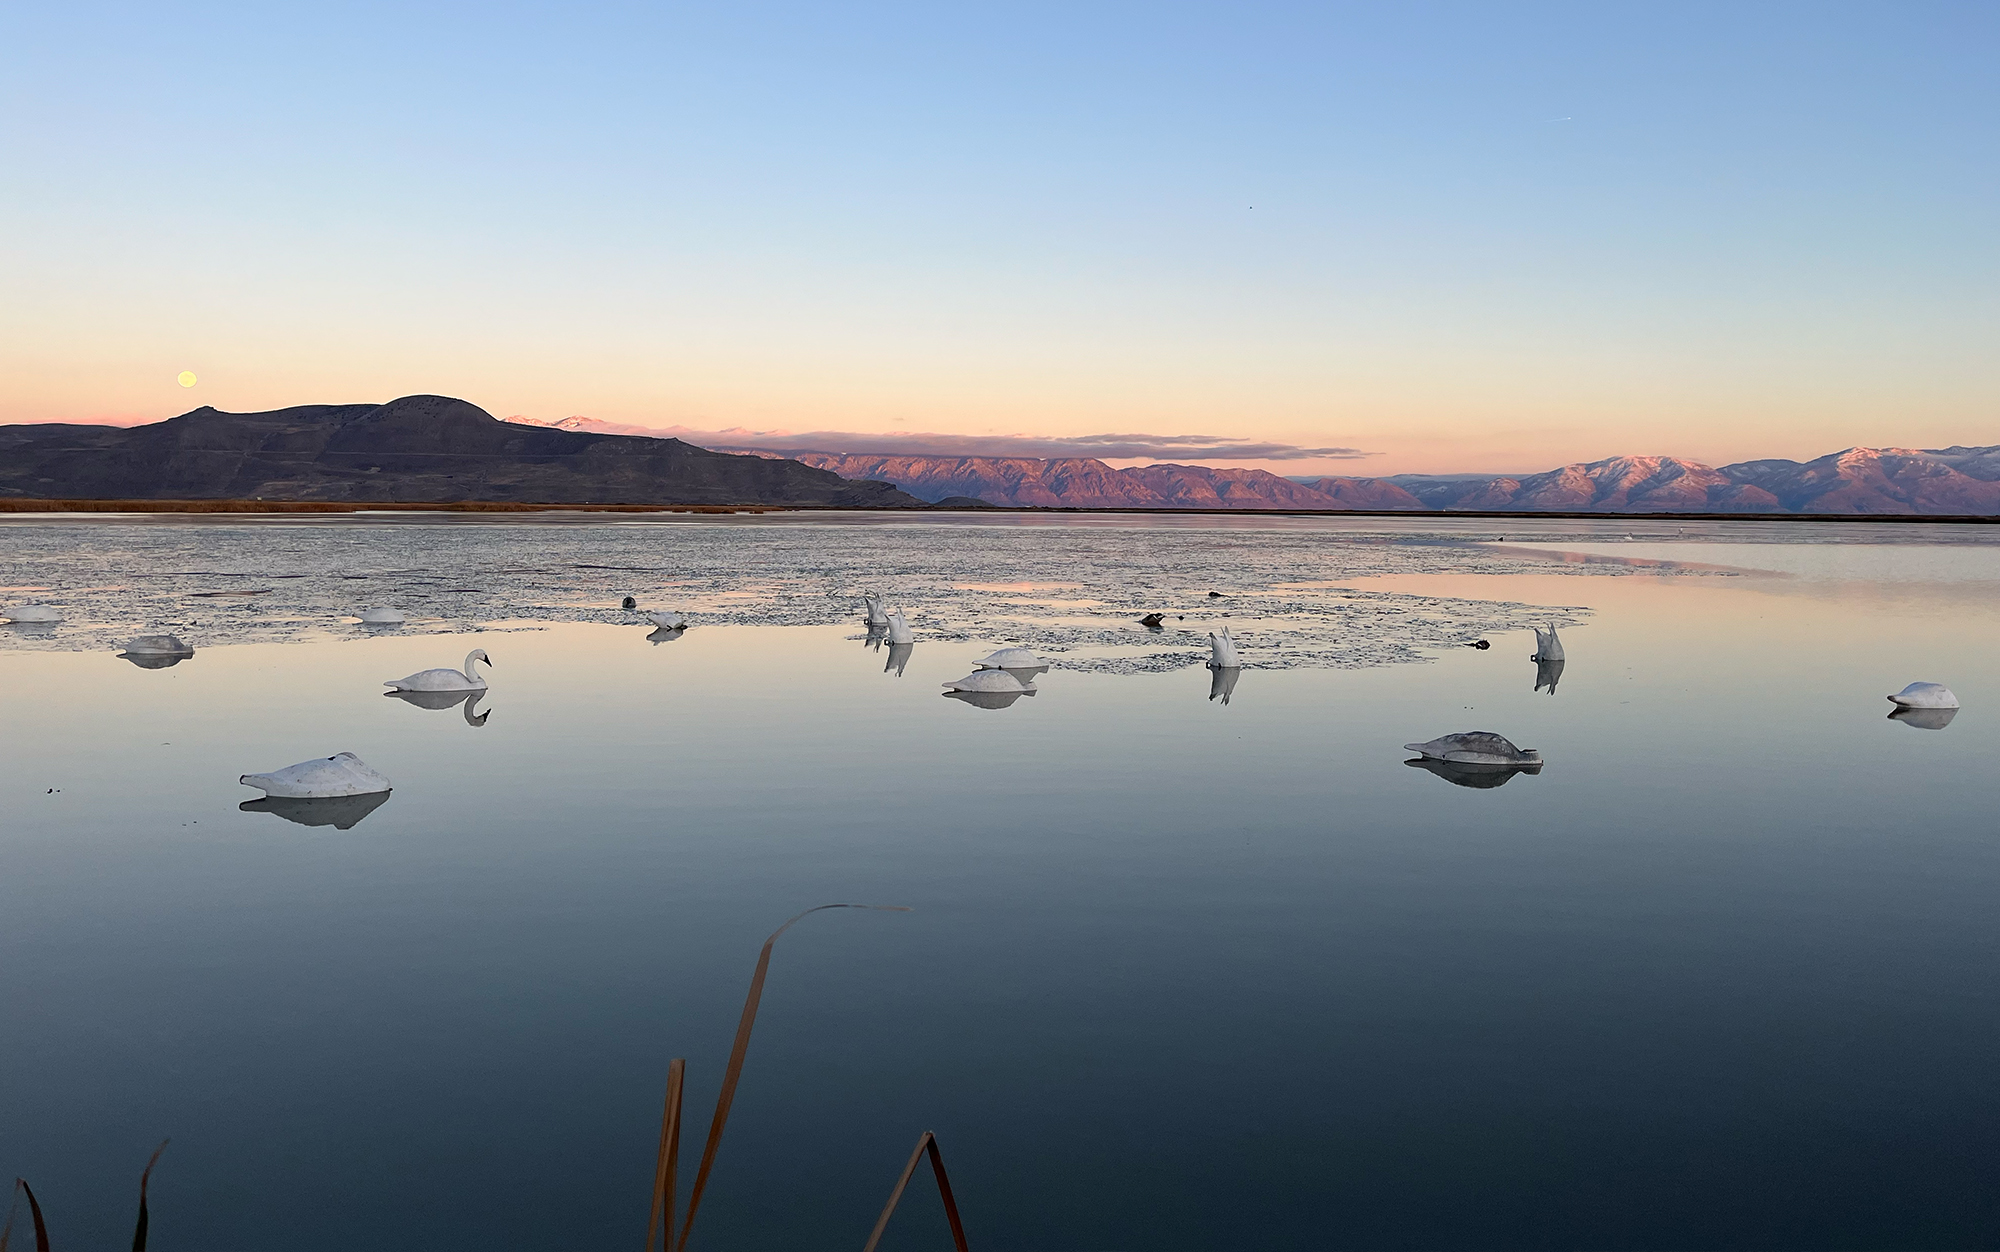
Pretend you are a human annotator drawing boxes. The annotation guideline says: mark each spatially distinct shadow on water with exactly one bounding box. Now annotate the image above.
[385,688,490,726]
[1404,757,1543,789]
[238,791,394,830]
[1888,705,1958,731]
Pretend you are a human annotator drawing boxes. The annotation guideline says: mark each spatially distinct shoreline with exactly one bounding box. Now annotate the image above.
[0,496,1997,523]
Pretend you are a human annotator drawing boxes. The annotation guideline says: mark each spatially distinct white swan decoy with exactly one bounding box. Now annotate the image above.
[3,604,60,623]
[1532,624,1564,662]
[863,593,890,627]
[1888,682,1958,709]
[240,751,392,799]
[637,609,688,629]
[1207,626,1240,669]
[358,606,405,625]
[943,669,1034,694]
[973,647,1048,671]
[1403,732,1543,767]
[122,634,194,657]
[886,610,914,645]
[385,649,492,692]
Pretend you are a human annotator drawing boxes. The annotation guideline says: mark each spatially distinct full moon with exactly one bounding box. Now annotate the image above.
[177,371,197,387]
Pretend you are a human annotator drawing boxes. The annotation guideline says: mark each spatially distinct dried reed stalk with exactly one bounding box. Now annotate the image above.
[645,1060,685,1252]
[861,1132,970,1252]
[668,904,911,1252]
[132,1140,169,1252]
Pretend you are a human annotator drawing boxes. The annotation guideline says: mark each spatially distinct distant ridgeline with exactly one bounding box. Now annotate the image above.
[763,448,2000,514]
[0,395,922,508]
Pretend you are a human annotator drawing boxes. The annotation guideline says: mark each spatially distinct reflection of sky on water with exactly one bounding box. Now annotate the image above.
[5,537,2000,1249]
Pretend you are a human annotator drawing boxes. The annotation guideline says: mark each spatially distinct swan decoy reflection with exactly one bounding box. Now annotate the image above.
[1889,705,1958,731]
[1207,626,1241,669]
[647,626,687,645]
[945,688,1036,710]
[386,687,490,726]
[883,641,914,676]
[943,669,1034,695]
[1887,681,1957,709]
[240,751,392,798]
[2,604,60,623]
[1534,656,1564,695]
[1208,664,1241,705]
[885,610,914,645]
[119,650,190,669]
[1404,731,1542,768]
[358,607,405,625]
[1531,624,1564,662]
[1405,757,1539,789]
[385,648,491,692]
[862,621,889,651]
[121,634,194,660]
[239,790,392,830]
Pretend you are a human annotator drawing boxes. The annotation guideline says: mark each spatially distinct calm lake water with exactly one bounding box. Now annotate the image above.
[3,514,1999,1250]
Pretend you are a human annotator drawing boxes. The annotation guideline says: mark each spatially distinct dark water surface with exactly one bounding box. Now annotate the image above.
[3,519,1999,1250]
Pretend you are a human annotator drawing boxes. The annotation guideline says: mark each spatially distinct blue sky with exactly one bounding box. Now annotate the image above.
[2,1,1993,472]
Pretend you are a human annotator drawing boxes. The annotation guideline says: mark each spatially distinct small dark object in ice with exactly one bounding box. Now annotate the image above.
[1469,639,1490,649]
[1140,613,1165,628]
[1207,591,1223,598]
[622,595,637,609]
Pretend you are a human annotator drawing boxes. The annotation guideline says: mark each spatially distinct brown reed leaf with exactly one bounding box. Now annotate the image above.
[645,1060,685,1252]
[861,1132,970,1252]
[132,1139,169,1252]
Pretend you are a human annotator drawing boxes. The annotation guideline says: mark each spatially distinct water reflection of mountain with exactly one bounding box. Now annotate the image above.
[1208,666,1241,705]
[1889,706,1958,731]
[1404,757,1542,789]
[119,651,191,669]
[386,688,490,726]
[239,791,392,829]
[883,642,913,677]
[944,688,1036,710]
[1534,657,1564,695]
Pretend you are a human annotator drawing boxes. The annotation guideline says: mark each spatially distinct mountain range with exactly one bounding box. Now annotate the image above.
[0,396,921,507]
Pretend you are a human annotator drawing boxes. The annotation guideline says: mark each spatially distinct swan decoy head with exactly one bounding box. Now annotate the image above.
[465,648,493,671]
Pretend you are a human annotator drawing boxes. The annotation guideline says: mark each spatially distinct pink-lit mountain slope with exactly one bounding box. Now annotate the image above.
[768,454,1400,510]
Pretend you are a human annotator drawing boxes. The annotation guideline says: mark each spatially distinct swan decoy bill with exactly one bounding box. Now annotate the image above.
[973,647,1049,671]
[121,633,194,657]
[358,606,406,625]
[2,604,60,623]
[1403,732,1543,769]
[240,751,392,799]
[885,609,914,645]
[385,648,492,692]
[1888,682,1958,709]
[943,669,1034,694]
[1207,626,1241,669]
[1531,624,1564,662]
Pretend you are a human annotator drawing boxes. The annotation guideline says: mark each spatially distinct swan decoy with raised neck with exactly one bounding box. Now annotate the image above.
[1207,626,1240,669]
[121,634,194,657]
[885,610,914,645]
[1888,682,1958,709]
[358,607,405,625]
[863,593,890,626]
[3,604,60,623]
[1532,624,1564,662]
[386,649,491,692]
[240,751,392,799]
[1403,731,1543,768]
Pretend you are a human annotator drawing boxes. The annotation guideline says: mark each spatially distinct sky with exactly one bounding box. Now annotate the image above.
[1,1,1994,475]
